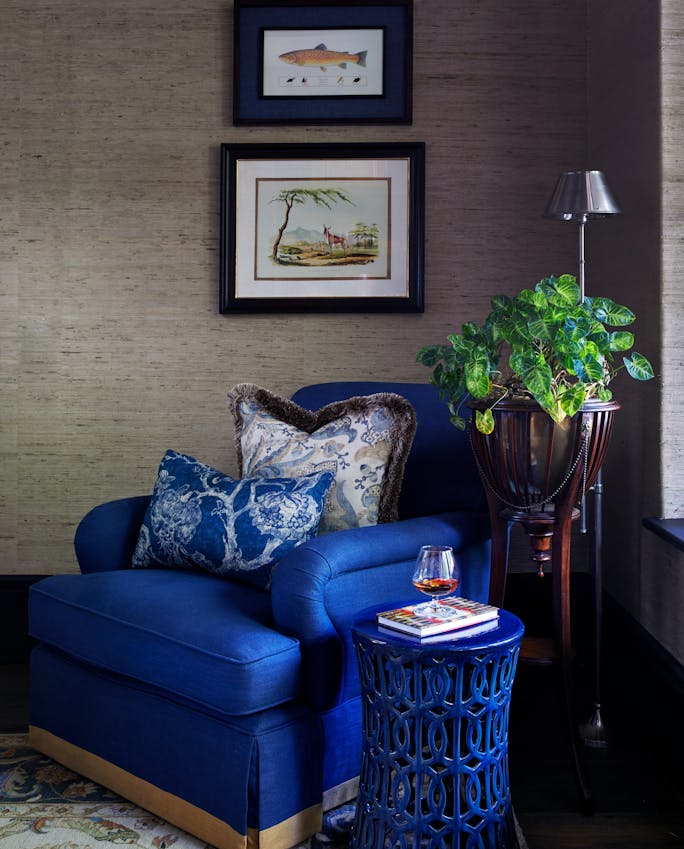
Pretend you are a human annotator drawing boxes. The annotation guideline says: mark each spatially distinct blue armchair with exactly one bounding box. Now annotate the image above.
[28,382,491,849]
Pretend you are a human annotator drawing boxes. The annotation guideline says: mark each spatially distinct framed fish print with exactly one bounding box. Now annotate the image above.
[233,0,413,124]
[219,142,425,313]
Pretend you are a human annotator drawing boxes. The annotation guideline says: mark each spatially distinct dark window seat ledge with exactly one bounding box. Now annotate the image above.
[643,517,684,554]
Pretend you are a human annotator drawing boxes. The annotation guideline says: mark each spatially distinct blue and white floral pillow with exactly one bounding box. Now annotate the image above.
[132,450,334,589]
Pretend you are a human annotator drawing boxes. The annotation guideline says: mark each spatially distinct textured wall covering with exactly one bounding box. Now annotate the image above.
[1,0,587,575]
[661,0,684,518]
[588,0,683,664]
[653,0,683,663]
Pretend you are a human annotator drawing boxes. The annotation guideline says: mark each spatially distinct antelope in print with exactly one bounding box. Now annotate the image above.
[323,225,348,254]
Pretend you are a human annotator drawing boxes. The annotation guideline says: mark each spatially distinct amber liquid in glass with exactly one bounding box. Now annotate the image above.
[412,577,460,597]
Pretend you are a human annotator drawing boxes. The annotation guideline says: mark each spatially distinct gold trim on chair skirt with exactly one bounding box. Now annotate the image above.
[29,725,323,849]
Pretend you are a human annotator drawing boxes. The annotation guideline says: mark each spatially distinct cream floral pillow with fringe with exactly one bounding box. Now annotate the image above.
[228,384,417,534]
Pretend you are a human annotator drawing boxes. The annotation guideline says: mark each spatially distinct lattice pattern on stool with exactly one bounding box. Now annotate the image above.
[352,635,520,849]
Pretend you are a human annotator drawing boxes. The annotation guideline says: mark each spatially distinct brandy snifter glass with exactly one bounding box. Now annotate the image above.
[412,545,460,617]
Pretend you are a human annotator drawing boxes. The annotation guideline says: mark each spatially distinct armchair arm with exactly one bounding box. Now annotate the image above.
[74,495,151,573]
[271,511,491,711]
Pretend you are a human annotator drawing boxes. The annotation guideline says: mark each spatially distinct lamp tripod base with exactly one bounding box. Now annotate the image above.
[579,703,609,749]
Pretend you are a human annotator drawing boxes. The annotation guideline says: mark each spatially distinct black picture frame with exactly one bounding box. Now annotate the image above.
[233,0,413,125]
[219,142,425,313]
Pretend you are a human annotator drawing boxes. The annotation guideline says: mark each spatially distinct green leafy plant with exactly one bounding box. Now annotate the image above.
[417,274,654,434]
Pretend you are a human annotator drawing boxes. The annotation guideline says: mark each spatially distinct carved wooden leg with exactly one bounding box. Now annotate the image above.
[552,505,595,813]
[485,492,511,607]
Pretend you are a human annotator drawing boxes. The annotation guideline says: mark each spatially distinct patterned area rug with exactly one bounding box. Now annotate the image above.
[0,733,526,848]
[0,733,352,849]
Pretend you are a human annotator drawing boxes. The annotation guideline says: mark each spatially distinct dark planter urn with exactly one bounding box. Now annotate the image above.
[468,396,619,591]
[468,396,619,514]
[469,396,619,587]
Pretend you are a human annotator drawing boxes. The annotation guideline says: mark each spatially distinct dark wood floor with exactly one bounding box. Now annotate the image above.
[2,573,683,849]
[0,662,30,733]
[506,575,684,849]
[510,660,684,849]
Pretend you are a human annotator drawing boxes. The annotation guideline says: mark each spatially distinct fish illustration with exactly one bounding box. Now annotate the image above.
[278,43,367,71]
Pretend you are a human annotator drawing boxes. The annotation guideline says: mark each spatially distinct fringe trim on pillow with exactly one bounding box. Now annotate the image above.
[227,384,417,524]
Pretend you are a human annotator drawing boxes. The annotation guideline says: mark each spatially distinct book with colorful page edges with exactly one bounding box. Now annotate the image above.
[376,597,499,638]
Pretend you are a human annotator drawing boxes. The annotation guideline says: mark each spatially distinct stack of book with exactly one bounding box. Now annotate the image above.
[376,597,499,641]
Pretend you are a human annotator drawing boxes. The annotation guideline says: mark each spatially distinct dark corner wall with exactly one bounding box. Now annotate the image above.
[588,0,684,667]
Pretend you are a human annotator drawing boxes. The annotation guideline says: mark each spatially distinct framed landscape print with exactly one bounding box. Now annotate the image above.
[233,0,413,124]
[219,142,425,313]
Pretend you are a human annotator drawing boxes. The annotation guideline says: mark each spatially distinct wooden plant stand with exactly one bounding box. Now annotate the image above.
[469,399,619,812]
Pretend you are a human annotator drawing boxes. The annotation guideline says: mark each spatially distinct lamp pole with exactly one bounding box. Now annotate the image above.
[582,468,606,748]
[545,171,621,754]
[578,213,587,303]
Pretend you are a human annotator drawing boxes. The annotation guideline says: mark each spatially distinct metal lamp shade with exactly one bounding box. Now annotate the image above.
[544,170,621,221]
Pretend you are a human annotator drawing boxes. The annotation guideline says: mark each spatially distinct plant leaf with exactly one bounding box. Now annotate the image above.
[416,344,447,366]
[559,384,587,418]
[534,391,564,422]
[535,275,557,297]
[555,350,576,373]
[501,312,533,347]
[547,274,580,307]
[554,333,582,358]
[527,316,554,342]
[608,331,634,351]
[581,339,600,360]
[548,397,567,423]
[464,354,491,398]
[544,304,570,325]
[447,333,470,356]
[449,414,467,431]
[490,294,512,312]
[592,297,635,327]
[588,328,611,352]
[515,289,548,311]
[462,322,483,342]
[571,357,587,382]
[623,352,654,380]
[491,321,505,344]
[575,353,604,382]
[563,313,592,339]
[475,408,495,434]
[521,355,553,397]
[508,350,527,375]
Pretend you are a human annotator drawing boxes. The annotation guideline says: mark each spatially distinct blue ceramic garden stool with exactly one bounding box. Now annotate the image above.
[351,609,524,849]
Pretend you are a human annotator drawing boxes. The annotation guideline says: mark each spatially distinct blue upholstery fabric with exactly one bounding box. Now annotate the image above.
[30,645,323,836]
[74,495,151,573]
[132,450,333,588]
[320,699,364,794]
[30,570,301,716]
[291,382,485,519]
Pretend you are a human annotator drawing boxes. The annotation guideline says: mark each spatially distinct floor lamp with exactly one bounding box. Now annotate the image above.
[544,170,621,750]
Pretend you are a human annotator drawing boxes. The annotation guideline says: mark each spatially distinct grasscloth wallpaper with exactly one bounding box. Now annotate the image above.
[1,0,585,573]
[1,0,681,661]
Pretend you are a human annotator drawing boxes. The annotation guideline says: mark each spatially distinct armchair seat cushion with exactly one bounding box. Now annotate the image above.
[29,570,302,717]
